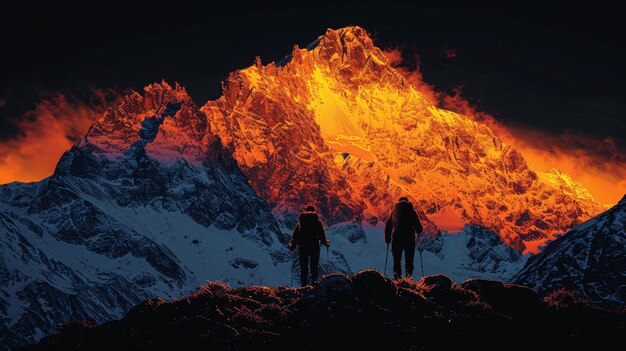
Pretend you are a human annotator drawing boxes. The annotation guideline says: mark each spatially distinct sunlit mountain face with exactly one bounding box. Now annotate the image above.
[0,26,608,254]
[198,26,604,253]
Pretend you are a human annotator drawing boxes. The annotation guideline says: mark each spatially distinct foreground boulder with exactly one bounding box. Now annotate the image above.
[24,272,624,350]
[420,274,453,292]
[351,269,397,302]
[460,278,541,312]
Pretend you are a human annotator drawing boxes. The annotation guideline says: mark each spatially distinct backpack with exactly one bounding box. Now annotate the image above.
[298,212,321,247]
[392,201,416,239]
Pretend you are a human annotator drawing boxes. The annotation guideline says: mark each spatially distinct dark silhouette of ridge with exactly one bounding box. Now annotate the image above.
[23,270,624,350]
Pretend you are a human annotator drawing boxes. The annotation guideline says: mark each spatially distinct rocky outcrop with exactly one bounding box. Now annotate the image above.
[24,271,624,350]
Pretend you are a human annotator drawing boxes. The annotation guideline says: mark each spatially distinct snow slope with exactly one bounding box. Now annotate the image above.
[324,223,527,283]
[513,195,626,305]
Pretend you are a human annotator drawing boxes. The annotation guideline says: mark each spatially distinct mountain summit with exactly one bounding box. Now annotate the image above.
[201,26,603,252]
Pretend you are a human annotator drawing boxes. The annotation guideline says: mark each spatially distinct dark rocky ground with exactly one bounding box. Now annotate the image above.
[23,270,624,350]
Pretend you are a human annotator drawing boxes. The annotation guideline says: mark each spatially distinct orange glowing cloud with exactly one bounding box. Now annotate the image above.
[383,48,439,105]
[440,89,518,142]
[502,129,626,206]
[0,90,121,185]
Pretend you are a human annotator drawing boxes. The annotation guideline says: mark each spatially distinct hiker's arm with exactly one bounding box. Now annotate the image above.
[414,211,423,238]
[318,220,330,246]
[384,213,393,243]
[289,224,300,250]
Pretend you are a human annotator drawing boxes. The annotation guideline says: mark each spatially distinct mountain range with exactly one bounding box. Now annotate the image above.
[0,26,621,350]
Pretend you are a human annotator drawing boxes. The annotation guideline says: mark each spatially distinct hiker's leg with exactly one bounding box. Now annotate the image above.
[405,242,415,277]
[310,249,320,284]
[392,242,402,278]
[299,250,309,286]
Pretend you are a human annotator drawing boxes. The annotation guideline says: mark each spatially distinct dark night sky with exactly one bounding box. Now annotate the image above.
[1,0,624,147]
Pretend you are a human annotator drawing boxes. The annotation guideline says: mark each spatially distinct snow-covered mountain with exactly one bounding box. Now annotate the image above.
[201,26,604,253]
[513,195,626,305]
[0,83,291,350]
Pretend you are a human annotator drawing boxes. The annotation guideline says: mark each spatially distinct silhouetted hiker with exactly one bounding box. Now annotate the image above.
[289,205,330,286]
[385,197,423,279]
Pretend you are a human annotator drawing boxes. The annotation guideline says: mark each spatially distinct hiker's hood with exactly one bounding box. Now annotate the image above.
[395,200,413,210]
[300,211,319,218]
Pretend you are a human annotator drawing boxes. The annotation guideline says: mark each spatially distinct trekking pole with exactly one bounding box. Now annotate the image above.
[290,249,294,287]
[419,237,425,277]
[326,245,329,270]
[384,243,389,277]
[318,249,322,281]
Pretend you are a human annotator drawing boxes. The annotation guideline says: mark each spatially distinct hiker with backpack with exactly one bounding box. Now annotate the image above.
[385,197,423,280]
[289,205,330,286]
